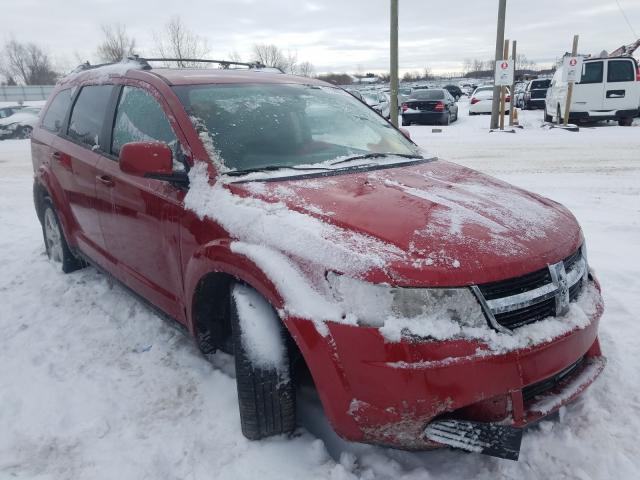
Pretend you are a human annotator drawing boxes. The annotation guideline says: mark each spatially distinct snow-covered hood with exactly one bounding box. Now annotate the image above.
[229,160,582,286]
[0,111,39,128]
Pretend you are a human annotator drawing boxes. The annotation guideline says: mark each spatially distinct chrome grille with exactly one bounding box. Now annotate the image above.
[472,246,588,332]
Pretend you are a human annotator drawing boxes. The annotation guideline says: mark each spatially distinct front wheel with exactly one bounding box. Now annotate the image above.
[544,108,553,123]
[231,283,296,440]
[15,125,33,139]
[42,199,85,273]
[618,117,633,126]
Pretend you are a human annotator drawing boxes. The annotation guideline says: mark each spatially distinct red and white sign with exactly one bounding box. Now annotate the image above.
[495,60,514,85]
[563,56,583,83]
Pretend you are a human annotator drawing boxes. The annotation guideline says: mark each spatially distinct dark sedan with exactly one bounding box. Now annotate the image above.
[401,89,459,126]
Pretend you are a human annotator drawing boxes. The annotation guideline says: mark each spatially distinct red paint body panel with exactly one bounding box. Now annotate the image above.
[31,67,606,450]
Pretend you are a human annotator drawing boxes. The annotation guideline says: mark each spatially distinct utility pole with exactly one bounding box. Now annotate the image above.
[509,40,517,126]
[390,0,399,127]
[563,35,579,126]
[490,0,507,130]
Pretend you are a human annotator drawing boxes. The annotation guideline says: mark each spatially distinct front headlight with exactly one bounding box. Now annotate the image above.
[326,273,487,332]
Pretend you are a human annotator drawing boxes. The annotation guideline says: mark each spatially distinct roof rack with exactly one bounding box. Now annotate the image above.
[137,57,268,70]
[69,55,276,75]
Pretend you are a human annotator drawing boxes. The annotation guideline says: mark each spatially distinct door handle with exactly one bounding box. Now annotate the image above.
[97,175,115,187]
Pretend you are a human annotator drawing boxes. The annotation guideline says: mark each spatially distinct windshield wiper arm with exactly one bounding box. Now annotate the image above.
[328,153,422,166]
[224,164,333,177]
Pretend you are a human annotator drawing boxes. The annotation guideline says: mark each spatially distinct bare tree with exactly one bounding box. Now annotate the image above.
[252,44,288,71]
[96,24,136,63]
[228,50,242,63]
[154,16,210,67]
[2,40,58,85]
[298,61,315,77]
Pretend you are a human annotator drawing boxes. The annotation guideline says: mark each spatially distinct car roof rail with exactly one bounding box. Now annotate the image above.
[132,57,281,71]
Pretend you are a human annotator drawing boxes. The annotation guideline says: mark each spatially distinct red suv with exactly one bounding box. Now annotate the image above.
[31,59,604,460]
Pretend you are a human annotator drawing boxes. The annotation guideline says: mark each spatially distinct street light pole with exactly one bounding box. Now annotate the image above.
[390,0,399,127]
[490,0,507,130]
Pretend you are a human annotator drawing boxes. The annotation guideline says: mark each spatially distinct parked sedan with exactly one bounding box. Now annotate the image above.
[401,88,458,125]
[469,86,510,115]
[0,106,42,139]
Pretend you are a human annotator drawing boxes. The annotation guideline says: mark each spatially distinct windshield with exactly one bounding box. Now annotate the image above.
[410,90,445,100]
[174,83,420,172]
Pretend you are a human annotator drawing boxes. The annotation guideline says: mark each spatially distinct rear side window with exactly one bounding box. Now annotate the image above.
[68,85,113,149]
[607,60,635,82]
[579,62,603,84]
[111,86,178,157]
[42,89,73,134]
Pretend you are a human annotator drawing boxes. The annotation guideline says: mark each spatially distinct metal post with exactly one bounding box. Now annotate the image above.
[490,0,507,130]
[390,0,399,127]
[563,35,579,126]
[499,40,509,130]
[509,40,517,126]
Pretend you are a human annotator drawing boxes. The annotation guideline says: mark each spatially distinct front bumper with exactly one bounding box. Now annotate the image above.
[286,288,604,450]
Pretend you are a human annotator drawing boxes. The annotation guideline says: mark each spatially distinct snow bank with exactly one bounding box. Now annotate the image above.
[232,283,287,372]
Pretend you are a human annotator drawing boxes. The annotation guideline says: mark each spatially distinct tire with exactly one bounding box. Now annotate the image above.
[230,283,295,440]
[618,117,633,126]
[556,105,563,125]
[544,107,553,123]
[401,117,410,126]
[42,199,85,273]
[443,113,451,126]
[15,125,33,139]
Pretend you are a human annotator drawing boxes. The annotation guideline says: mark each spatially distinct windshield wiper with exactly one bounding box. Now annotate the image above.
[328,152,423,166]
[224,164,333,177]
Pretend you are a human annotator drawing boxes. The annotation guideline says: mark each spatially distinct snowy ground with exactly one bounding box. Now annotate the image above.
[1,101,639,479]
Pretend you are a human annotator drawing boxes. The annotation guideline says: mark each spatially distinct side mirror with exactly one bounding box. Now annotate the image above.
[119,142,173,177]
[400,128,411,139]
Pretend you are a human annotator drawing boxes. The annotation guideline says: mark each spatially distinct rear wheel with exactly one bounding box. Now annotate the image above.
[618,117,633,126]
[42,199,84,273]
[231,283,296,440]
[443,113,451,126]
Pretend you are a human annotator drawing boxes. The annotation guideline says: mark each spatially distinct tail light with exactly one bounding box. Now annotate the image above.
[505,95,511,102]
[470,97,480,105]
[401,103,408,112]
[434,101,445,111]
[637,68,640,81]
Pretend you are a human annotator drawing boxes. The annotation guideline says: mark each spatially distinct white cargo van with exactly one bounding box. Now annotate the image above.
[545,56,640,126]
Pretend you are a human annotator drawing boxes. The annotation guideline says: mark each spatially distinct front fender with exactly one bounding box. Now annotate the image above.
[183,239,286,335]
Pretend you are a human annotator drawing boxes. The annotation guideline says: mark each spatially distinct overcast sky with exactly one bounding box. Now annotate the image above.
[4,0,640,74]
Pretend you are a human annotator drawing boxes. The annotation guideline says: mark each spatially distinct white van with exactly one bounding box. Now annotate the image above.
[545,56,640,126]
